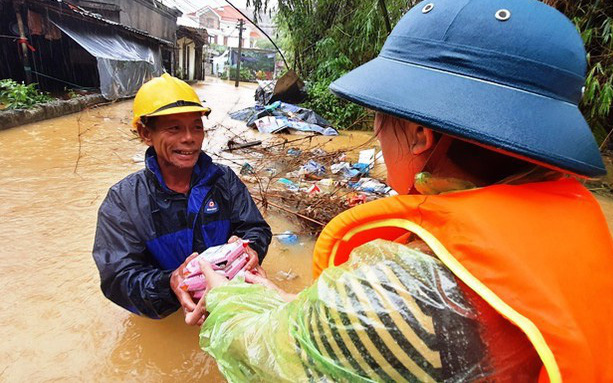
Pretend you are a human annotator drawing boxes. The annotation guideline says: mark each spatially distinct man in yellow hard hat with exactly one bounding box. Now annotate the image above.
[92,73,272,323]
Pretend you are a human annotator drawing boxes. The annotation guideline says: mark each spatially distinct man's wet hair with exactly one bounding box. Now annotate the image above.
[139,116,157,130]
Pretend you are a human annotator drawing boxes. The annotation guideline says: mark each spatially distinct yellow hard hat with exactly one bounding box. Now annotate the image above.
[132,73,211,128]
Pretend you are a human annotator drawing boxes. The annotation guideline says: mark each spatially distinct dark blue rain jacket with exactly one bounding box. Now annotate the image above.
[93,147,272,318]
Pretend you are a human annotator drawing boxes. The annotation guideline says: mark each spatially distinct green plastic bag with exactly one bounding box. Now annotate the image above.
[200,239,539,382]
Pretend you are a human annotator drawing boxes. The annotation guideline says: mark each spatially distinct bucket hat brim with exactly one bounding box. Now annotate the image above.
[330,56,606,177]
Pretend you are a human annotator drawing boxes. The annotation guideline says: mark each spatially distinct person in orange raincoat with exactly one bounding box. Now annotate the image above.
[194,0,613,382]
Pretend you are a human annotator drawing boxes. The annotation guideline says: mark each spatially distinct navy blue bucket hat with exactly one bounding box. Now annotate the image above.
[330,0,605,177]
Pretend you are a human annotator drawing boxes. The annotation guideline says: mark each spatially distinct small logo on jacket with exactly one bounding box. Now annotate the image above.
[204,199,218,214]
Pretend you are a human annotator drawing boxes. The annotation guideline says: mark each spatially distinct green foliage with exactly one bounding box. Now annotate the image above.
[221,66,255,82]
[209,43,227,55]
[0,79,53,110]
[548,0,613,145]
[64,87,79,99]
[302,79,370,129]
[254,39,276,50]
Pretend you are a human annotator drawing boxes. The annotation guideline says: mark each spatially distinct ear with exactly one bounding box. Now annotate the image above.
[411,126,435,155]
[137,124,154,146]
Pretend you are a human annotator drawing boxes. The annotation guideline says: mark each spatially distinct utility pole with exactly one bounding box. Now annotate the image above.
[235,19,245,87]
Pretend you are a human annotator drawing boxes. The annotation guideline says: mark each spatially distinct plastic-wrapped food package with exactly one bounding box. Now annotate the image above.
[200,239,541,382]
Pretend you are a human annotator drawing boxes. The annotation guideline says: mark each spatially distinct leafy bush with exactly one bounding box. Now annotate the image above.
[209,43,226,55]
[302,79,370,130]
[0,79,53,110]
[222,67,255,82]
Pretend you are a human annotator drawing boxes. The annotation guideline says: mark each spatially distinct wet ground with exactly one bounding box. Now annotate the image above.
[0,78,611,382]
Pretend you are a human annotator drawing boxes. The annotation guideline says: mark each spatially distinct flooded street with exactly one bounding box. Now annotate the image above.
[1,77,611,382]
[0,78,350,382]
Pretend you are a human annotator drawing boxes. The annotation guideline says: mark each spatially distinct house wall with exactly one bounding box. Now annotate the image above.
[177,37,197,80]
[118,0,179,42]
[212,52,228,75]
[199,9,220,30]
[196,6,257,49]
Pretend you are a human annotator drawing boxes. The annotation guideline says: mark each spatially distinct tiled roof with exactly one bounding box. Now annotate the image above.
[215,6,247,21]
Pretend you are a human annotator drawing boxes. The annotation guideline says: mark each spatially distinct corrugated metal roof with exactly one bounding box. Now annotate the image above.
[45,0,175,46]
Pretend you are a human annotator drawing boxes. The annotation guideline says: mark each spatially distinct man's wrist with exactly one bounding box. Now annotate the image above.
[159,269,175,289]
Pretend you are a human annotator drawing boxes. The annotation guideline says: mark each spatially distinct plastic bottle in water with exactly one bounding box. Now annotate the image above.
[276,231,298,245]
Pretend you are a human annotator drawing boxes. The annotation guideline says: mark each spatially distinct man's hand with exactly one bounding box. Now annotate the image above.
[184,297,206,326]
[170,252,199,313]
[184,258,229,326]
[227,235,267,277]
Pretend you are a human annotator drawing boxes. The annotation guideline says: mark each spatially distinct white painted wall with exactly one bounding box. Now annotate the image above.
[178,37,197,80]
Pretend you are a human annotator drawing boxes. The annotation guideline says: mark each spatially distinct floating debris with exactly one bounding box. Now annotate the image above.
[275,231,299,245]
[274,269,298,281]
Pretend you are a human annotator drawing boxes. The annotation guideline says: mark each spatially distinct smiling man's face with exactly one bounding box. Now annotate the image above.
[141,112,205,172]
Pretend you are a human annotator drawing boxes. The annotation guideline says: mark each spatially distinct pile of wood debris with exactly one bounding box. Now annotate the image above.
[212,130,389,235]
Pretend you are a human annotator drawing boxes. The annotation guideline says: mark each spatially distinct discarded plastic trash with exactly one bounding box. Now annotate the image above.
[316,178,336,193]
[265,100,282,111]
[275,231,298,245]
[277,178,299,191]
[307,184,321,195]
[231,101,335,135]
[275,269,298,281]
[254,116,338,136]
[348,193,368,207]
[351,163,370,176]
[349,178,392,194]
[331,162,360,179]
[264,167,278,177]
[240,162,254,175]
[310,148,327,157]
[375,150,385,164]
[287,148,302,156]
[254,80,276,105]
[358,149,376,169]
[300,160,326,176]
[285,170,301,179]
[331,162,348,174]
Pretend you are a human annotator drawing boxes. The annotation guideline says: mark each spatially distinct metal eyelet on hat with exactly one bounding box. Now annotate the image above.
[422,3,434,13]
[495,9,511,21]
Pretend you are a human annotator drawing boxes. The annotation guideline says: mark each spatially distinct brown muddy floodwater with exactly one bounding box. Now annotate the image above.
[1,78,611,382]
[0,78,377,382]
